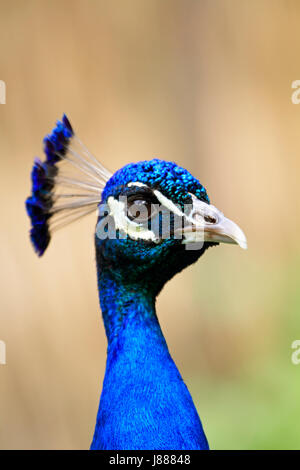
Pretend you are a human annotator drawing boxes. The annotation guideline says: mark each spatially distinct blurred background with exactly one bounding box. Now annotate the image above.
[1,0,300,449]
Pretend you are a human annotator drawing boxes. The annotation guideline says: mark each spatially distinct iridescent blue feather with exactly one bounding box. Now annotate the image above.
[25,115,74,255]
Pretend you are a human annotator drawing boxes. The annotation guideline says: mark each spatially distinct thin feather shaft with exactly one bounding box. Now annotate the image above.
[66,146,110,182]
[54,176,102,193]
[55,151,104,185]
[74,136,112,178]
[51,197,100,213]
[51,206,97,231]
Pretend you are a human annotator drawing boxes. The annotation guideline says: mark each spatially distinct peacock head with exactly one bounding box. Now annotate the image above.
[95,159,246,292]
[26,115,247,293]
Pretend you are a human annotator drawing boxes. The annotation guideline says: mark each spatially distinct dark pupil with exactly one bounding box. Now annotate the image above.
[127,199,151,222]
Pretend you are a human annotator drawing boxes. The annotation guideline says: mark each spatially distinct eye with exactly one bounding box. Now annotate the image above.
[127,197,157,223]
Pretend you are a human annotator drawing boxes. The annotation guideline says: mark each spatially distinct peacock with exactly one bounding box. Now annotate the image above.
[25,115,247,450]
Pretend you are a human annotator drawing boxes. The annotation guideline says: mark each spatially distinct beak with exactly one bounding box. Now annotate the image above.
[176,196,247,250]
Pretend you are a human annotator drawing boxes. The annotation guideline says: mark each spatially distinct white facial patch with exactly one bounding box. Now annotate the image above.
[107,196,159,242]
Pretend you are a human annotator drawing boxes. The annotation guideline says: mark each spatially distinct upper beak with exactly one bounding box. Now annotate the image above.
[192,213,247,249]
[176,196,247,250]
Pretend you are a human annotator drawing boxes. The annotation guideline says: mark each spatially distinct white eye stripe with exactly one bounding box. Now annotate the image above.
[153,190,184,217]
[127,182,147,188]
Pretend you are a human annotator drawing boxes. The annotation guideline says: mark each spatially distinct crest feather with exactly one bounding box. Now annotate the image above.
[25,114,111,256]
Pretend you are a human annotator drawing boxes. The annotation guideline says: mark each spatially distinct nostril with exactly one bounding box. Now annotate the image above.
[204,214,217,224]
[192,210,217,224]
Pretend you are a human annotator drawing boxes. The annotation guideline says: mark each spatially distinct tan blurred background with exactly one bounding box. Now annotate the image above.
[1,0,300,449]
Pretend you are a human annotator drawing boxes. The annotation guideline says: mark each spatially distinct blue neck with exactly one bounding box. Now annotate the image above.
[91,266,209,450]
[98,269,162,344]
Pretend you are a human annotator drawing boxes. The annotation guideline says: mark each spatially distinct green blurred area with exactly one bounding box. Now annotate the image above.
[1,0,300,449]
[162,249,300,450]
[190,254,300,450]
